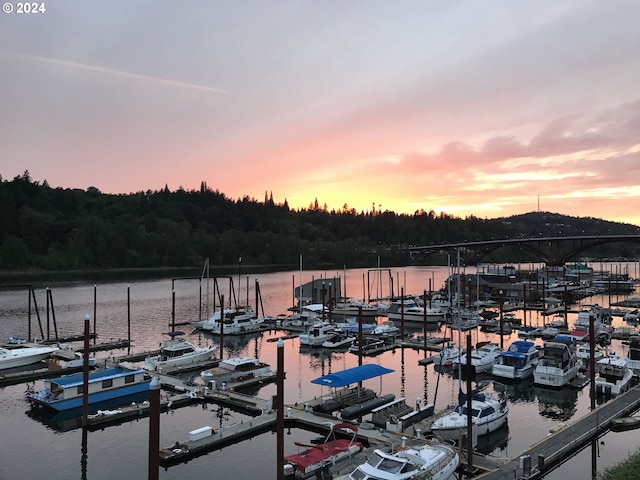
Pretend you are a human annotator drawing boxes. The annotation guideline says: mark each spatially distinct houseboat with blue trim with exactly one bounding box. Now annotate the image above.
[27,366,151,411]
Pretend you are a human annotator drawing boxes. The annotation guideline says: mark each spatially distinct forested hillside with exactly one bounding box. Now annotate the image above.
[1,171,638,271]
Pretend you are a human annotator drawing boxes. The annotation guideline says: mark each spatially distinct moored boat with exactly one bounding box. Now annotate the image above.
[200,356,272,386]
[321,331,355,349]
[204,308,265,335]
[27,366,151,411]
[386,298,446,324]
[491,340,539,380]
[331,297,380,318]
[283,423,363,479]
[432,344,463,367]
[626,335,640,375]
[372,320,401,336]
[430,389,509,442]
[144,332,216,371]
[611,415,640,432]
[452,342,503,374]
[594,355,634,396]
[0,343,59,370]
[533,339,580,388]
[333,441,459,480]
[299,322,336,347]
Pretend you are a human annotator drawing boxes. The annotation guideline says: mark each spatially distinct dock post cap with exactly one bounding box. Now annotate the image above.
[84,314,90,321]
[277,338,284,347]
[150,376,161,390]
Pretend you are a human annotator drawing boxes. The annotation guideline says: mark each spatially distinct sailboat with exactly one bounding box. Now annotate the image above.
[431,251,509,442]
[430,388,509,442]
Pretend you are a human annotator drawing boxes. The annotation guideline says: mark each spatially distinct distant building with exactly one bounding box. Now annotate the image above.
[294,278,341,306]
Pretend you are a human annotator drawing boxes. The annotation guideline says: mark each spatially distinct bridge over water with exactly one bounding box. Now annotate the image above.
[408,235,640,266]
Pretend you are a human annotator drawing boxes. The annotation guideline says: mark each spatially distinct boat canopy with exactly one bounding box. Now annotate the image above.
[311,364,394,387]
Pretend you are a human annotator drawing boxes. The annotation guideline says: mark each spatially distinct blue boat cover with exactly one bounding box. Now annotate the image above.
[310,364,394,387]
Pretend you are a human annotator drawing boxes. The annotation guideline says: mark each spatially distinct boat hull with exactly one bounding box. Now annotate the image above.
[533,365,580,388]
[492,363,535,380]
[145,348,215,371]
[201,365,271,386]
[0,346,58,370]
[29,382,151,411]
[28,367,152,412]
[431,410,508,441]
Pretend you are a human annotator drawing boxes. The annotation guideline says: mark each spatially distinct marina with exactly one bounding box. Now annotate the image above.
[1,264,640,479]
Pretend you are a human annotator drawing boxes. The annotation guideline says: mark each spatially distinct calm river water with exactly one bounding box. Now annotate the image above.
[0,264,638,479]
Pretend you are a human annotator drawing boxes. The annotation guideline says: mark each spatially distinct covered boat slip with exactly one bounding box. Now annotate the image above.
[308,364,395,414]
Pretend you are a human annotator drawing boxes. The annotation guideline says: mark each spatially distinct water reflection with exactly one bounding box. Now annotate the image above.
[26,391,151,432]
[534,385,579,420]
[503,378,537,404]
[476,423,510,456]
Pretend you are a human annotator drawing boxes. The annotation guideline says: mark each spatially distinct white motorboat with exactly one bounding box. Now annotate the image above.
[491,340,539,380]
[0,343,59,370]
[334,441,459,480]
[204,308,265,335]
[349,337,386,355]
[575,342,605,369]
[432,344,463,367]
[574,304,611,332]
[372,320,400,336]
[626,335,640,375]
[144,332,216,371]
[321,331,355,349]
[517,326,543,338]
[430,390,509,442]
[201,356,272,386]
[191,308,235,329]
[331,297,380,318]
[452,342,503,374]
[386,298,446,324]
[280,304,326,328]
[299,322,336,347]
[594,355,634,396]
[533,340,580,388]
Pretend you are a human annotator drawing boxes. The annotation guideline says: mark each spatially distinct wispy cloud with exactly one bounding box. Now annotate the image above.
[1,52,228,94]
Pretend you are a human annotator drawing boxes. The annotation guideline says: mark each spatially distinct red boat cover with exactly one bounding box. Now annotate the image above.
[284,439,363,473]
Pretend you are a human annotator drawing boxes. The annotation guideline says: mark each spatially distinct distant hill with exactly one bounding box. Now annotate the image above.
[0,172,638,272]
[498,211,640,237]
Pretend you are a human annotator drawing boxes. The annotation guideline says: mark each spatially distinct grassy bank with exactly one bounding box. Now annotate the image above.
[598,448,640,479]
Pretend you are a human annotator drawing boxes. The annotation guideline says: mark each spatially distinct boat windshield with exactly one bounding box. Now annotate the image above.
[453,405,481,417]
[366,452,405,474]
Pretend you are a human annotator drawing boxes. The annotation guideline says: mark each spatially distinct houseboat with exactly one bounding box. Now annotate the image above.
[27,366,151,411]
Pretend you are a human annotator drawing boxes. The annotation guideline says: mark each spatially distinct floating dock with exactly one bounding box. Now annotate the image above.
[474,385,640,479]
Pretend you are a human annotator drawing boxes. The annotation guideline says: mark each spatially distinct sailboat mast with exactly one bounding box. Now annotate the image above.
[456,249,462,379]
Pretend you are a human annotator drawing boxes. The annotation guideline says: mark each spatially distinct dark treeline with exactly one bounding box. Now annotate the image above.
[1,171,639,272]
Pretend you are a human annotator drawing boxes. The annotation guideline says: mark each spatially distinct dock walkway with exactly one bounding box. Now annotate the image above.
[159,399,414,467]
[475,385,640,479]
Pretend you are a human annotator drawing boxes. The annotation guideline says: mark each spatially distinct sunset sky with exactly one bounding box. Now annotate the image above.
[2,1,640,226]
